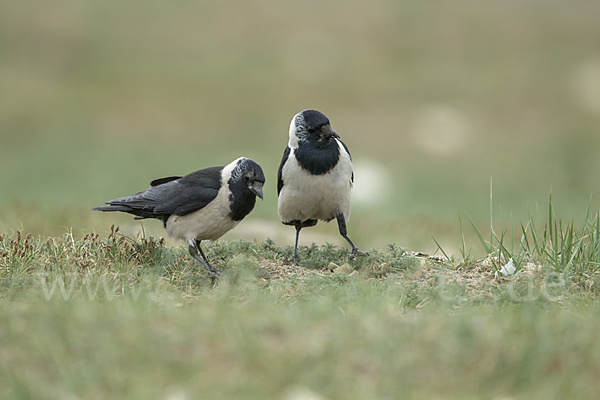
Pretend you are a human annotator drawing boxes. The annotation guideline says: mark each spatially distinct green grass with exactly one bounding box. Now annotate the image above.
[3,205,600,399]
[4,289,600,400]
[440,195,600,291]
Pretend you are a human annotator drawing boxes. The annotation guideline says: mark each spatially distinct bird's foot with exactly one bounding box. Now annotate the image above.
[203,265,224,278]
[283,253,300,265]
[349,247,366,260]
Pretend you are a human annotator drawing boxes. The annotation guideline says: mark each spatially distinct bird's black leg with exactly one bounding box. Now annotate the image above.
[291,222,303,265]
[336,213,364,259]
[187,238,223,276]
[196,240,224,276]
[287,219,318,265]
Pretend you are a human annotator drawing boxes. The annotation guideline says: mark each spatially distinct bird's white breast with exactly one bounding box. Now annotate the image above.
[278,140,353,223]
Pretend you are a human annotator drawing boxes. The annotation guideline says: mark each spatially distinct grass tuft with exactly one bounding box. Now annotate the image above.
[2,215,600,399]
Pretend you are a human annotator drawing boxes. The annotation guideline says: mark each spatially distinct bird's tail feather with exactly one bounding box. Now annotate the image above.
[92,205,134,213]
[93,195,157,220]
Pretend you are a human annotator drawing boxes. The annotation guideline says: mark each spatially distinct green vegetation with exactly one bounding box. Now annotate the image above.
[3,198,600,399]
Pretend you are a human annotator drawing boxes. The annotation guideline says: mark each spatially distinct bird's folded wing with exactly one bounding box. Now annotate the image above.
[149,166,223,216]
[105,166,223,217]
[277,147,291,196]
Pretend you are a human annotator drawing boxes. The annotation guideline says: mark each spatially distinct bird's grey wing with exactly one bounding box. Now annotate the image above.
[100,166,223,218]
[149,166,224,216]
[277,147,291,196]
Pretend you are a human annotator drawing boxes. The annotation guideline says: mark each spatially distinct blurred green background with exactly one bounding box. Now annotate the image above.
[1,0,600,255]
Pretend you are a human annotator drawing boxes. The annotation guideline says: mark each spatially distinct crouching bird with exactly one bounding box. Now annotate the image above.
[93,157,265,275]
[277,109,363,264]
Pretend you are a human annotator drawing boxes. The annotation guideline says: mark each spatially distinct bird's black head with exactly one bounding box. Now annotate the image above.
[289,109,340,149]
[231,157,265,200]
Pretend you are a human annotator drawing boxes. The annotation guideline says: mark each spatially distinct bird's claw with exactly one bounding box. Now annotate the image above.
[283,254,300,265]
[349,248,366,260]
[204,266,224,279]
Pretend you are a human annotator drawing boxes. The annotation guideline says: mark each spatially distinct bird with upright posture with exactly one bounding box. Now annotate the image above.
[277,109,362,264]
[93,157,265,275]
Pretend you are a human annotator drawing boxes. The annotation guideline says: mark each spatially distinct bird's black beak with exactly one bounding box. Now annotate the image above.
[319,124,340,141]
[250,183,264,200]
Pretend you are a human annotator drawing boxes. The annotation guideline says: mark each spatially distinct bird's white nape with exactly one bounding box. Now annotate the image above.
[288,111,308,149]
[223,157,246,183]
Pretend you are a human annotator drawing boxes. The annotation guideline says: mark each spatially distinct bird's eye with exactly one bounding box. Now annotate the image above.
[243,175,250,182]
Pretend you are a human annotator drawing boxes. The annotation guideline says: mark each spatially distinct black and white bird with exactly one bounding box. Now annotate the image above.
[277,109,362,264]
[93,157,265,275]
